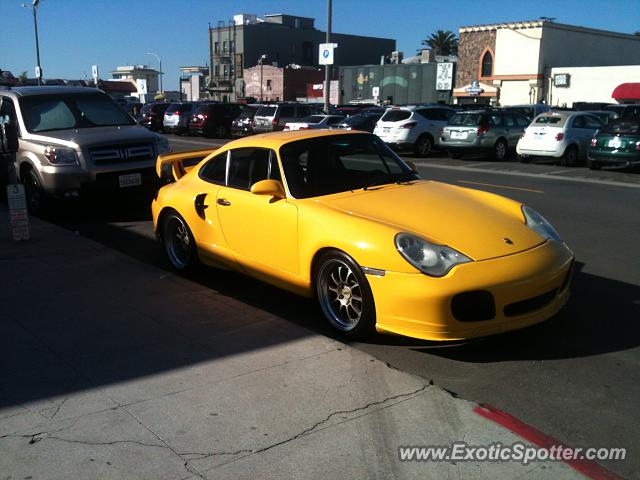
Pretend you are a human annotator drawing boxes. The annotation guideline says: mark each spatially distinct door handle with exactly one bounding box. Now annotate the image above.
[217,198,231,206]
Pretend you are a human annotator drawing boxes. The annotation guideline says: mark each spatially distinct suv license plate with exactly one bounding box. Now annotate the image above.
[119,173,142,188]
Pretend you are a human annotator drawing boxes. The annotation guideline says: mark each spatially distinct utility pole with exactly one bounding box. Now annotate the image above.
[259,54,267,102]
[323,0,332,112]
[22,0,43,85]
[147,52,163,93]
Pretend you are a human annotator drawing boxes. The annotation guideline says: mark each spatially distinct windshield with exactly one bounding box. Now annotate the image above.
[534,115,566,126]
[256,106,277,117]
[302,115,326,124]
[279,133,418,199]
[603,120,640,134]
[380,110,412,122]
[448,113,484,126]
[19,93,135,133]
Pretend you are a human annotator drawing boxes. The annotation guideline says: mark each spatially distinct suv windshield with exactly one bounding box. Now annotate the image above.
[256,106,277,117]
[448,113,484,126]
[380,110,412,122]
[279,133,417,199]
[19,93,135,133]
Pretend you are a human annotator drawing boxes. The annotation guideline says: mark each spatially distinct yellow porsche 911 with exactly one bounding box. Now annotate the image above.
[152,130,574,341]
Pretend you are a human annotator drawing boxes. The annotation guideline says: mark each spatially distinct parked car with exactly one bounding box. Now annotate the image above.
[252,103,321,133]
[230,105,259,138]
[440,109,530,160]
[163,102,197,134]
[283,114,345,131]
[583,110,618,125]
[332,112,384,132]
[587,119,640,170]
[154,130,573,341]
[603,104,640,120]
[0,86,170,213]
[517,111,604,166]
[140,102,170,132]
[373,105,456,156]
[188,103,244,138]
[502,104,550,121]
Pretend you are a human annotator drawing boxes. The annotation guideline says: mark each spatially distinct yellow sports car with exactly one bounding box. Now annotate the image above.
[152,130,574,341]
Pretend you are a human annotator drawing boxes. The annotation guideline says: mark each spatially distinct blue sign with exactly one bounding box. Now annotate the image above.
[322,49,330,59]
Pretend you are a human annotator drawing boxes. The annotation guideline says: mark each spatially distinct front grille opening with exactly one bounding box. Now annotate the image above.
[504,289,557,317]
[451,291,496,322]
[90,143,154,165]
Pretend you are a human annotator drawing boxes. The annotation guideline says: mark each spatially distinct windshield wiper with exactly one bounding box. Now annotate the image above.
[395,172,420,184]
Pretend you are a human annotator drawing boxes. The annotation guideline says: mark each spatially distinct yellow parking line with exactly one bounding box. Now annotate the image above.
[457,180,544,194]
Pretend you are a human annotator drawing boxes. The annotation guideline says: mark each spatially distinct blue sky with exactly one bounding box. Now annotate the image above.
[1,0,639,91]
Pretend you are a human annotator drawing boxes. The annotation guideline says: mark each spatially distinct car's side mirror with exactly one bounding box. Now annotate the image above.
[404,160,418,173]
[250,179,286,199]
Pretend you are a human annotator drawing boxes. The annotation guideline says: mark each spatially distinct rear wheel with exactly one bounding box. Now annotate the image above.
[162,211,199,271]
[414,134,433,157]
[494,139,508,161]
[315,250,376,339]
[560,145,578,167]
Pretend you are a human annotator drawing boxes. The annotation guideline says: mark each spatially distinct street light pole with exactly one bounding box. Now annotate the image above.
[323,0,332,112]
[22,0,43,85]
[147,52,162,93]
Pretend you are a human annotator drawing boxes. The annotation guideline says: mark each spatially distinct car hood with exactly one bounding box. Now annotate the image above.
[26,125,160,148]
[316,180,544,261]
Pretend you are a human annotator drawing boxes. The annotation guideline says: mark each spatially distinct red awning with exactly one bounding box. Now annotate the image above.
[612,83,640,100]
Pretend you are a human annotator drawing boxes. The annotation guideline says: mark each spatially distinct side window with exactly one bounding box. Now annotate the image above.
[199,151,228,184]
[515,115,530,128]
[326,117,342,125]
[227,148,280,191]
[583,115,603,129]
[416,109,437,121]
[504,115,517,128]
[0,97,19,135]
[490,114,504,127]
[572,116,585,129]
[280,106,295,118]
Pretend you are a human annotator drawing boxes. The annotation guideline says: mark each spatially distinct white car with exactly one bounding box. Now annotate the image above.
[283,114,345,131]
[517,111,604,166]
[373,105,455,156]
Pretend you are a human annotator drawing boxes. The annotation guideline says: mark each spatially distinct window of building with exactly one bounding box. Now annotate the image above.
[229,41,234,52]
[223,65,229,78]
[214,42,220,54]
[302,41,314,65]
[266,79,272,91]
[223,41,228,52]
[481,50,493,78]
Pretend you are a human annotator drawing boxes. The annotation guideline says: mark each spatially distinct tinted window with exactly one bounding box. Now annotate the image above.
[19,93,134,132]
[534,115,566,126]
[256,106,277,117]
[228,148,280,191]
[166,103,183,113]
[279,134,415,199]
[0,97,18,125]
[380,110,412,122]
[280,106,295,117]
[302,115,326,123]
[513,115,530,127]
[448,113,483,126]
[583,115,603,129]
[603,120,640,134]
[572,116,586,128]
[490,114,504,127]
[199,152,227,184]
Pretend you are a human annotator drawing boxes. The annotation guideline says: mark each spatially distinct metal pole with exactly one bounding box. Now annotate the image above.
[323,0,332,112]
[33,4,42,85]
[159,59,163,93]
[260,58,263,102]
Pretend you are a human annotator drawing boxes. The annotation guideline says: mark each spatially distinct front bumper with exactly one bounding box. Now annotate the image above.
[367,240,574,341]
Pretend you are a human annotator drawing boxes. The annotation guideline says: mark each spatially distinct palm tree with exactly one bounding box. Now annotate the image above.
[422,30,459,56]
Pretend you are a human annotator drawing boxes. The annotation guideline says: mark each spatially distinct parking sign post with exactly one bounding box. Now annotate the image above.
[1,111,29,242]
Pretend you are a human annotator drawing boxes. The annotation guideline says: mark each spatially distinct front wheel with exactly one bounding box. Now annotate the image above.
[22,167,46,216]
[315,250,376,339]
[162,211,199,271]
[414,134,433,157]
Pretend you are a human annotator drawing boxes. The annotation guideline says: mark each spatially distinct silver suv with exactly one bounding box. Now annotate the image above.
[252,103,321,134]
[0,87,170,212]
[440,109,530,160]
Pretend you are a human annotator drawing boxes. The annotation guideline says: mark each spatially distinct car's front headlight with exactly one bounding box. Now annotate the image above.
[43,146,79,165]
[157,138,171,154]
[395,233,471,277]
[522,205,561,242]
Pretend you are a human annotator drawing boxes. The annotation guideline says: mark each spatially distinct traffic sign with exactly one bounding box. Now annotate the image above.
[319,43,338,65]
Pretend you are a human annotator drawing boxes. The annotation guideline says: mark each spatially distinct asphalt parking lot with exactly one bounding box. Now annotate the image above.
[2,132,639,478]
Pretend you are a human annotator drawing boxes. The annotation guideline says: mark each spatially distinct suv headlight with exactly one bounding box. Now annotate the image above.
[43,146,78,165]
[157,138,171,154]
[522,205,561,241]
[395,233,471,277]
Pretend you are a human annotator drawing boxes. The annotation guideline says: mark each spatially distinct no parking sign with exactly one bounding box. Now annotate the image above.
[319,43,338,65]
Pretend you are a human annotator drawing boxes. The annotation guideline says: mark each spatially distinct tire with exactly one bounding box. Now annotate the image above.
[560,145,578,167]
[22,167,46,216]
[314,250,376,339]
[587,159,601,170]
[161,211,199,272]
[448,150,463,159]
[494,139,508,161]
[414,134,434,157]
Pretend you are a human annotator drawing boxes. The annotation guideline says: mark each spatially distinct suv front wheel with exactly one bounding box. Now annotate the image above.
[414,134,433,157]
[22,167,46,215]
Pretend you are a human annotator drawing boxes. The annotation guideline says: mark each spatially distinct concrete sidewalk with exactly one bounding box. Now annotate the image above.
[0,206,587,479]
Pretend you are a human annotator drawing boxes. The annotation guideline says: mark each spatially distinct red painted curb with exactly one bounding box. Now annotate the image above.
[473,404,623,480]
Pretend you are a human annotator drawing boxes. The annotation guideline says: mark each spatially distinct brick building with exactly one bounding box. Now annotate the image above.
[243,65,325,102]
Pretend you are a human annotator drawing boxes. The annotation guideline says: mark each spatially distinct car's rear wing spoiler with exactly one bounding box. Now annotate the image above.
[156,148,218,181]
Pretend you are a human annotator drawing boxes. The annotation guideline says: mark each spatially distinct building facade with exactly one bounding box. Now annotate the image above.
[110,65,160,99]
[453,20,640,106]
[243,65,326,102]
[209,13,396,101]
[180,66,209,101]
